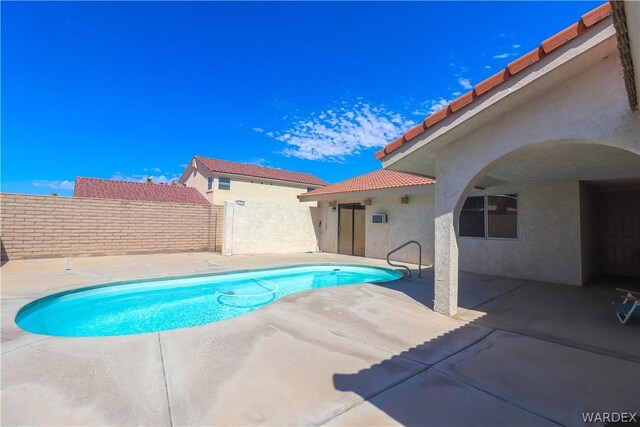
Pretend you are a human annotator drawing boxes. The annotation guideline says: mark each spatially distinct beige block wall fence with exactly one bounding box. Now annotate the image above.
[0,194,223,261]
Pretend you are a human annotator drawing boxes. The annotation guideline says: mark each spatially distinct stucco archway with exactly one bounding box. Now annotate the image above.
[434,138,640,316]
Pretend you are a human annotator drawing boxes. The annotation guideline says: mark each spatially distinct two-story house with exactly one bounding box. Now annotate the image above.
[179,156,328,206]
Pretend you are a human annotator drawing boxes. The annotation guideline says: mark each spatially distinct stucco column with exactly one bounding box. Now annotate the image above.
[433,163,460,317]
[434,212,459,316]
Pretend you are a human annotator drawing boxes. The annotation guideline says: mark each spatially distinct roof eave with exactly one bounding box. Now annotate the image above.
[298,184,435,202]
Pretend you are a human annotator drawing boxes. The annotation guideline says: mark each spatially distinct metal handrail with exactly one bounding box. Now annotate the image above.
[386,240,422,278]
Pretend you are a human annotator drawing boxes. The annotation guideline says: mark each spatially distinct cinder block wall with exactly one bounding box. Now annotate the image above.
[0,193,224,260]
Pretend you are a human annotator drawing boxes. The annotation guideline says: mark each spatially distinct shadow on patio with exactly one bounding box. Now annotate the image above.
[329,270,640,426]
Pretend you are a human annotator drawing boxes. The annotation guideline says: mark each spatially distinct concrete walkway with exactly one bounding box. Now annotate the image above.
[2,252,639,425]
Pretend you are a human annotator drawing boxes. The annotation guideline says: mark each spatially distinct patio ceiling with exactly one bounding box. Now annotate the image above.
[476,142,640,188]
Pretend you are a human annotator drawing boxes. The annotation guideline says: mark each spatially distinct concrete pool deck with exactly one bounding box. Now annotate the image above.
[1,252,639,425]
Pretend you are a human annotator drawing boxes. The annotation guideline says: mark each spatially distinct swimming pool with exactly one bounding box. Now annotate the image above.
[16,264,402,337]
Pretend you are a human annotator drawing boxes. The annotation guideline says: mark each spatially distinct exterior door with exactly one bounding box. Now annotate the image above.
[338,204,366,256]
[598,193,640,277]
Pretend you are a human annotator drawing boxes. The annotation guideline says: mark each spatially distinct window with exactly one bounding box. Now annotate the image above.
[460,196,485,238]
[487,194,518,238]
[207,177,213,191]
[218,177,231,190]
[460,194,518,239]
[307,187,315,192]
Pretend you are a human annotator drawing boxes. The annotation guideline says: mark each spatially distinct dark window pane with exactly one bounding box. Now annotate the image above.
[487,194,518,238]
[218,177,231,191]
[207,177,213,190]
[460,196,485,237]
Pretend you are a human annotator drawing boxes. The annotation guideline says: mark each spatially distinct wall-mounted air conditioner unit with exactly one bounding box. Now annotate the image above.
[371,213,388,224]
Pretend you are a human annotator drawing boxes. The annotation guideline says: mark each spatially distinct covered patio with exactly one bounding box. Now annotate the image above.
[377,3,640,317]
[2,252,638,425]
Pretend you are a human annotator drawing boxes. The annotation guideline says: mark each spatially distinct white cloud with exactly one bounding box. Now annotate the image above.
[452,91,462,97]
[429,98,450,112]
[457,77,473,90]
[111,172,179,184]
[252,127,264,133]
[264,101,415,161]
[484,65,492,70]
[32,180,75,191]
[493,53,513,59]
[142,167,162,172]
[412,98,451,116]
[512,44,521,48]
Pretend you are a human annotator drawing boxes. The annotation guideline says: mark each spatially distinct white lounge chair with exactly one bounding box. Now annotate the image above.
[614,288,640,325]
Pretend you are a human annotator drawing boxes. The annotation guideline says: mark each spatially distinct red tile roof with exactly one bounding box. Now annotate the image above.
[298,169,435,200]
[375,2,612,161]
[194,156,328,186]
[74,177,211,205]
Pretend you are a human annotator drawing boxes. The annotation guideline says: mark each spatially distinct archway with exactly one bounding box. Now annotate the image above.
[434,138,640,316]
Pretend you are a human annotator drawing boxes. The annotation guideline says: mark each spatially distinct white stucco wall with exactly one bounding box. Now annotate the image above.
[315,182,585,285]
[222,201,319,255]
[315,202,338,254]
[315,192,435,266]
[366,194,435,265]
[458,181,583,286]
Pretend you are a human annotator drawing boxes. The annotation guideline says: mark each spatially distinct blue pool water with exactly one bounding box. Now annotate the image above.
[16,264,402,337]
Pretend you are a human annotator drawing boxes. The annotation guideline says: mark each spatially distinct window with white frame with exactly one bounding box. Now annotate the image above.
[207,176,213,191]
[218,177,231,191]
[460,194,518,239]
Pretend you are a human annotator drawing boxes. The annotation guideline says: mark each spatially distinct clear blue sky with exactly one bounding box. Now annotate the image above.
[2,1,602,195]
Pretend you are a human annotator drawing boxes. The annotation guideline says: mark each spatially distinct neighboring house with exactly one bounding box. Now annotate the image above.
[299,169,435,265]
[369,1,640,316]
[180,156,328,206]
[74,177,210,205]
